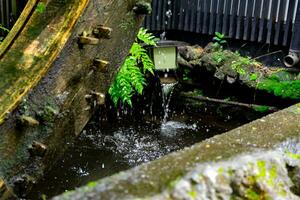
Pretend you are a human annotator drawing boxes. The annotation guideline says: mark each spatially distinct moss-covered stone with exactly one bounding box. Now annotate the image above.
[257,79,300,99]
[179,44,300,100]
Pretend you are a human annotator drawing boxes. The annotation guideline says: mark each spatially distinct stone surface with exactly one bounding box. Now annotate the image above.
[178,45,204,61]
[178,44,300,100]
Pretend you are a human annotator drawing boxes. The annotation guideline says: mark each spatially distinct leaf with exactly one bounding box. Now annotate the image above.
[0,24,9,32]
[213,37,221,42]
[137,28,158,46]
[250,73,258,81]
[108,28,157,107]
[215,32,224,39]
[36,2,46,13]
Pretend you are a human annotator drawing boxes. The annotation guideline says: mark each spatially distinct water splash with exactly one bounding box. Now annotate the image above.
[102,130,174,166]
[160,121,197,137]
[161,82,177,123]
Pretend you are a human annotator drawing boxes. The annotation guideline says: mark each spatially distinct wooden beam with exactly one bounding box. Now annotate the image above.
[0,0,89,125]
[0,0,39,58]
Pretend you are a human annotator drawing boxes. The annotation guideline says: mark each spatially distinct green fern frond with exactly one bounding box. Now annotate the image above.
[109,28,158,107]
[130,43,146,59]
[137,28,158,46]
[141,53,154,74]
[0,24,9,33]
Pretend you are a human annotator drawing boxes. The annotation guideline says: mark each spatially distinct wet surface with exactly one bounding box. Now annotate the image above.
[27,82,254,199]
[28,109,245,199]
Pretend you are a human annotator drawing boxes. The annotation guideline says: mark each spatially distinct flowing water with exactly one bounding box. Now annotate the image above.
[161,82,177,123]
[28,83,248,199]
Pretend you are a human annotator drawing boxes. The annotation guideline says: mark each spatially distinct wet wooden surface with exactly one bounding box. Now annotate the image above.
[0,0,149,198]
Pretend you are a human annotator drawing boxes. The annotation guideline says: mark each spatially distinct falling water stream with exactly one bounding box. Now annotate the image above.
[161,82,177,123]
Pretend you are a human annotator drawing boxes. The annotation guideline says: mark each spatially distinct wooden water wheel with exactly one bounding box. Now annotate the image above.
[0,0,151,198]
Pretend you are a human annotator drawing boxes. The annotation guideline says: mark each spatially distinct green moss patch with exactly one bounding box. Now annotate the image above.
[257,79,300,100]
[254,105,270,113]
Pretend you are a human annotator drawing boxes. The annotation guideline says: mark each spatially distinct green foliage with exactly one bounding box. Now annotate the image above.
[245,188,262,200]
[193,89,204,96]
[109,28,157,107]
[250,73,258,81]
[36,2,46,13]
[0,24,9,33]
[188,190,197,199]
[0,24,9,43]
[136,28,158,46]
[183,68,191,81]
[41,194,47,200]
[38,105,59,122]
[231,56,255,76]
[256,160,267,178]
[285,151,300,160]
[257,78,300,99]
[212,51,227,64]
[212,32,227,49]
[268,164,277,187]
[245,188,261,200]
[253,105,269,113]
[87,181,97,188]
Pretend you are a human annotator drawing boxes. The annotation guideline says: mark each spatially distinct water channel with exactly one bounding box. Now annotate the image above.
[28,83,252,199]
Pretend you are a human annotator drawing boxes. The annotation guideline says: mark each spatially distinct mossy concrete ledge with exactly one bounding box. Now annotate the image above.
[54,104,300,200]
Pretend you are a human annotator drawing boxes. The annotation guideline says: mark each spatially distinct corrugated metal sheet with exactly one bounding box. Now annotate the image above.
[1,1,299,48]
[0,0,17,37]
[144,0,300,47]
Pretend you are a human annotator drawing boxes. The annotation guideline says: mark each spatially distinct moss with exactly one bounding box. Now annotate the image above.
[167,176,182,191]
[245,188,261,200]
[218,167,224,175]
[209,50,237,66]
[287,104,300,115]
[38,106,58,122]
[285,151,300,160]
[257,79,300,99]
[267,164,277,187]
[188,190,197,199]
[133,1,152,15]
[253,106,269,113]
[36,2,46,13]
[119,17,135,31]
[227,168,235,177]
[87,181,97,188]
[231,56,256,76]
[256,160,266,179]
[250,73,258,81]
[211,51,228,65]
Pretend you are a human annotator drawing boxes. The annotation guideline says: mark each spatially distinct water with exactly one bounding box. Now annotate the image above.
[28,109,241,199]
[27,82,250,199]
[161,82,177,123]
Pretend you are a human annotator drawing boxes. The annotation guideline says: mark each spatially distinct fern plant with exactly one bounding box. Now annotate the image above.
[109,28,158,107]
[0,24,9,43]
[0,24,9,33]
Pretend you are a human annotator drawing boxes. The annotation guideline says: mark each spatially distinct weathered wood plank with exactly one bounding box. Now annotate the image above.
[0,0,39,58]
[0,0,89,125]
